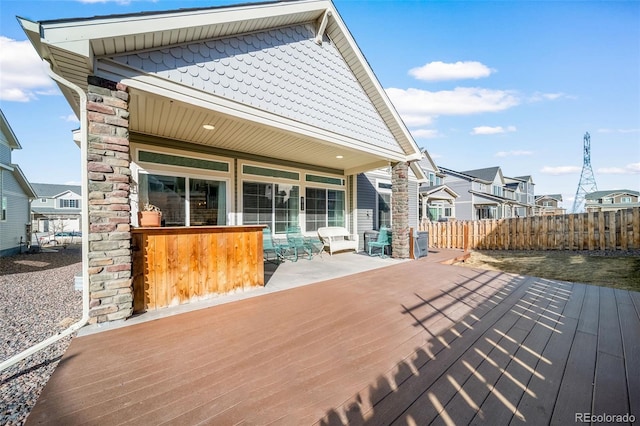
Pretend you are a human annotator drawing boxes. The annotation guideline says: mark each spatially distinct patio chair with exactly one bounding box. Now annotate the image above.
[368,227,390,258]
[286,226,313,260]
[263,227,287,263]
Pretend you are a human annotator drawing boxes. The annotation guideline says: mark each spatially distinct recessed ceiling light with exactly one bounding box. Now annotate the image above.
[202,124,215,130]
[336,155,344,159]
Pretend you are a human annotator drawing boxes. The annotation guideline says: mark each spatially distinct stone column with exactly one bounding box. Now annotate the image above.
[86,76,133,324]
[392,161,410,259]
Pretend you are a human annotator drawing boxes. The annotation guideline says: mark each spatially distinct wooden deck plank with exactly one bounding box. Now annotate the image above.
[24,257,640,426]
[511,282,585,425]
[467,280,568,425]
[615,290,640,420]
[549,283,602,425]
[358,276,534,425]
[592,286,629,417]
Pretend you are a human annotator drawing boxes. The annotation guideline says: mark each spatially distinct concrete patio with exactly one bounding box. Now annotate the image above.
[26,250,639,425]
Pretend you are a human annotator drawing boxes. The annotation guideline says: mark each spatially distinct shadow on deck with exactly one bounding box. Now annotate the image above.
[25,253,639,425]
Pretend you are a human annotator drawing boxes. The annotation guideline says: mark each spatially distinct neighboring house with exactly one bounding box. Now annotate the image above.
[0,110,37,256]
[505,175,535,217]
[440,166,533,220]
[415,154,459,222]
[21,0,430,322]
[585,190,640,212]
[31,183,82,233]
[534,194,566,216]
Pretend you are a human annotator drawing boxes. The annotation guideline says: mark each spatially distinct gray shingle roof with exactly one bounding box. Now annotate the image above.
[461,166,501,182]
[31,183,82,198]
[585,189,639,200]
[536,194,563,201]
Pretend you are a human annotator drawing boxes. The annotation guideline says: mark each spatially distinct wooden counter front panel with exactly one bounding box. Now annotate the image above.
[133,227,264,313]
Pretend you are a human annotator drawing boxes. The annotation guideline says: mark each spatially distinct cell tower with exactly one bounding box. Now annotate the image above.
[572,132,598,213]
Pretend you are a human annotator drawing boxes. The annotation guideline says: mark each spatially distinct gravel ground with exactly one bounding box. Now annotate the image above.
[0,246,82,425]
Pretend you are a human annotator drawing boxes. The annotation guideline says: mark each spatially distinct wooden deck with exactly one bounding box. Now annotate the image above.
[26,253,639,425]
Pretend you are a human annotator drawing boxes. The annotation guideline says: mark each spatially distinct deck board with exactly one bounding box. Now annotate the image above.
[24,257,639,426]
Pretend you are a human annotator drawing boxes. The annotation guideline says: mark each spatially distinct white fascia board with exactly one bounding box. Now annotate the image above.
[97,60,408,163]
[0,109,21,150]
[326,7,423,160]
[410,162,427,183]
[37,0,330,56]
[11,165,37,198]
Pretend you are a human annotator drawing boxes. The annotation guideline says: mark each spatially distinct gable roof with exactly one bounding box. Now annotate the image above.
[586,189,639,200]
[419,184,459,200]
[461,166,502,183]
[31,183,82,198]
[536,194,563,201]
[19,0,426,179]
[10,165,37,198]
[0,109,22,150]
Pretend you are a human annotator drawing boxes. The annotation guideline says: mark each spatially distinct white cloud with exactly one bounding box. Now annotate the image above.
[411,129,440,139]
[0,37,55,102]
[495,150,533,158]
[471,125,517,135]
[409,61,494,82]
[529,92,572,102]
[540,166,581,175]
[386,87,520,126]
[62,114,80,123]
[597,163,640,175]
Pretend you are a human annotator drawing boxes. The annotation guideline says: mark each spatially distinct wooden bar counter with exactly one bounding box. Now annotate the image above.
[132,225,264,313]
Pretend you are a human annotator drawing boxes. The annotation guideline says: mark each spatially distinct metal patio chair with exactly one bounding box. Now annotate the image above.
[368,227,390,258]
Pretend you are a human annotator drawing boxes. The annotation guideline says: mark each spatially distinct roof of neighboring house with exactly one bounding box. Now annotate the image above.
[0,109,22,150]
[418,184,459,199]
[31,183,82,198]
[32,207,82,215]
[536,194,563,201]
[461,167,502,183]
[585,189,639,200]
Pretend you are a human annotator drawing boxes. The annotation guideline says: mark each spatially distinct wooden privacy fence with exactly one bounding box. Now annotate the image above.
[420,207,640,251]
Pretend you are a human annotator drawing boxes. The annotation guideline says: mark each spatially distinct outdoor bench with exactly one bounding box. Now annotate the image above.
[317,226,359,255]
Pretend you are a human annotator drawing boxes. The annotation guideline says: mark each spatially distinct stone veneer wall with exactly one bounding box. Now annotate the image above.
[86,76,133,324]
[391,161,410,259]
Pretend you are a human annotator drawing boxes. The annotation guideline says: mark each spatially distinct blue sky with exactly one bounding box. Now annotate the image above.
[1,0,638,211]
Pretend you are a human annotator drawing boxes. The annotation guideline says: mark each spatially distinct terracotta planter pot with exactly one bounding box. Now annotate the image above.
[138,211,162,227]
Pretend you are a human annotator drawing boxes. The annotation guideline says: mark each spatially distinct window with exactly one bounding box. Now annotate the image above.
[621,197,631,203]
[305,188,345,231]
[139,173,227,226]
[429,173,436,186]
[378,193,391,228]
[492,186,503,197]
[1,196,6,221]
[243,182,298,233]
[602,197,613,204]
[59,199,79,208]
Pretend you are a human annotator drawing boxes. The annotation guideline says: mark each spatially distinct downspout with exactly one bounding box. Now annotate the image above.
[0,60,89,372]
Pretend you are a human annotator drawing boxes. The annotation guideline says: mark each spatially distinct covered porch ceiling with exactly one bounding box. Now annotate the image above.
[127,87,399,176]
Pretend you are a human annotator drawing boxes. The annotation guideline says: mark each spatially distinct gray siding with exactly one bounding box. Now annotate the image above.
[113,24,401,154]
[409,180,418,230]
[445,176,474,220]
[0,142,10,166]
[356,173,376,250]
[0,170,31,256]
